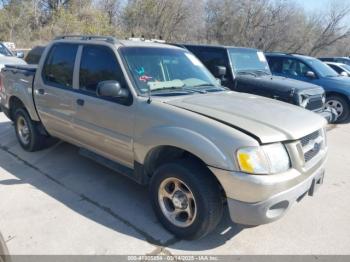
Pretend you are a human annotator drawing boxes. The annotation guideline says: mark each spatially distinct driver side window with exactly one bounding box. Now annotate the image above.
[299,61,313,76]
[79,45,127,94]
[282,58,314,77]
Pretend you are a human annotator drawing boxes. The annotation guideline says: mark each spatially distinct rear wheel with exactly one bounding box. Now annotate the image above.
[326,95,350,123]
[150,159,223,240]
[14,108,50,151]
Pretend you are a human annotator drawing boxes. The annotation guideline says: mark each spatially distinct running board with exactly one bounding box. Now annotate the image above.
[79,147,134,176]
[79,148,148,185]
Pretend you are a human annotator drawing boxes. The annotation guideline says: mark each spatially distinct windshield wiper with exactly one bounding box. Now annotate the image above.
[254,70,271,75]
[183,86,207,93]
[191,84,229,92]
[150,86,184,92]
[150,86,206,95]
[237,71,257,77]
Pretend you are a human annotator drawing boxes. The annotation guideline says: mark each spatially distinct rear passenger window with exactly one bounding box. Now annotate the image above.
[79,45,127,94]
[42,44,78,88]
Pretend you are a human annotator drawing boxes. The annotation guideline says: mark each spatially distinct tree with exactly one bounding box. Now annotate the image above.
[122,0,204,41]
[307,1,350,56]
[98,0,121,25]
[0,0,350,56]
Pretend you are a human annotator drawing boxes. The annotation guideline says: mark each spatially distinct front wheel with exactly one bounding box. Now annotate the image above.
[150,159,223,240]
[326,95,350,123]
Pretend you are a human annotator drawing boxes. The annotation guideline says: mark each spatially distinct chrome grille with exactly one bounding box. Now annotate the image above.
[305,97,324,111]
[300,130,324,163]
[301,130,320,147]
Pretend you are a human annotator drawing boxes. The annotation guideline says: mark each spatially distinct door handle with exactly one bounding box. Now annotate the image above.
[76,99,85,106]
[37,88,45,95]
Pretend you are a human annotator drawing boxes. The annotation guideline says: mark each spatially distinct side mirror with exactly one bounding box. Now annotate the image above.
[15,51,24,58]
[340,71,349,77]
[96,80,129,98]
[213,66,227,78]
[305,71,316,79]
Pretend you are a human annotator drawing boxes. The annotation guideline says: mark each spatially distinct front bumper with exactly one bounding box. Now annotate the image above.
[209,148,326,225]
[225,167,324,225]
[315,107,338,123]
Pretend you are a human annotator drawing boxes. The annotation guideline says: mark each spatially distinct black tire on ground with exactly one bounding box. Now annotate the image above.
[326,95,350,123]
[149,159,223,240]
[13,108,50,152]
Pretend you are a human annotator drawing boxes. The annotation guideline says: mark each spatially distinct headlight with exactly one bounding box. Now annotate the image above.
[299,94,309,108]
[237,143,290,175]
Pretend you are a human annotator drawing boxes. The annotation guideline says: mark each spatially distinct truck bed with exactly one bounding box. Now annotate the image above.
[4,64,37,73]
[0,64,38,120]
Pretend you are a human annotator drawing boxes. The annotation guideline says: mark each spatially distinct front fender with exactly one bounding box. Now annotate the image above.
[320,80,350,99]
[134,126,233,170]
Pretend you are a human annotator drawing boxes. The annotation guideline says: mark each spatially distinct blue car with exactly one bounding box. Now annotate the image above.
[319,57,350,66]
[266,53,350,123]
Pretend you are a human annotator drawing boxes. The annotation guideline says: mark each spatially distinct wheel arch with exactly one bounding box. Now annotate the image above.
[9,96,26,121]
[135,126,233,172]
[143,145,227,199]
[326,91,350,104]
[8,95,40,122]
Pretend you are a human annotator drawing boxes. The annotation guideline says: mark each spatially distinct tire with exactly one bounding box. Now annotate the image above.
[326,95,350,123]
[13,108,49,152]
[150,159,223,240]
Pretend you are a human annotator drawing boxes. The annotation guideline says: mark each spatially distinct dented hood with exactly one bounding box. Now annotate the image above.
[165,91,326,144]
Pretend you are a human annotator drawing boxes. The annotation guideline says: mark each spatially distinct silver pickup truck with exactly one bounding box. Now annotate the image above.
[0,36,327,240]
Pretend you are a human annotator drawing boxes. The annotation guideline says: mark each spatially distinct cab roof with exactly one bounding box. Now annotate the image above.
[52,35,182,50]
[178,43,259,51]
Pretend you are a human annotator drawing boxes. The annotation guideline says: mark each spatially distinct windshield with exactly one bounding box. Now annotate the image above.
[120,47,222,95]
[229,49,271,75]
[307,58,338,77]
[0,43,14,57]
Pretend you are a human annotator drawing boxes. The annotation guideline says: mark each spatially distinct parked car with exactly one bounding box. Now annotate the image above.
[2,42,16,52]
[0,36,327,240]
[324,62,350,77]
[266,53,350,123]
[0,42,26,71]
[175,44,336,123]
[25,45,46,65]
[319,57,350,66]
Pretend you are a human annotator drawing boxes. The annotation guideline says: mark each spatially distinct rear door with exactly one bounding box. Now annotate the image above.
[71,44,135,168]
[34,43,78,140]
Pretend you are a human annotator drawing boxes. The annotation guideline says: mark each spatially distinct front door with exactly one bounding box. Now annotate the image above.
[71,44,135,168]
[281,58,317,83]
